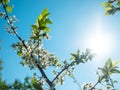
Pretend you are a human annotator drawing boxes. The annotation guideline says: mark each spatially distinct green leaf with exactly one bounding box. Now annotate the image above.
[17,51,22,57]
[39,26,46,30]
[117,1,120,6]
[43,13,50,19]
[70,57,75,60]
[37,8,49,21]
[113,80,118,83]
[105,8,116,15]
[41,8,48,17]
[6,6,12,13]
[112,60,119,67]
[30,36,39,40]
[4,0,10,4]
[105,58,112,69]
[102,68,107,75]
[45,18,52,24]
[101,2,109,7]
[88,54,94,60]
[37,15,42,22]
[71,53,77,57]
[105,10,112,15]
[31,25,38,30]
[101,2,113,7]
[98,67,109,75]
[105,7,112,11]
[98,76,104,82]
[44,27,50,32]
[111,68,120,74]
[36,8,52,33]
[37,19,41,27]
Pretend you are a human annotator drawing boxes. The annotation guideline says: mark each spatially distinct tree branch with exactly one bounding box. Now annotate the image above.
[89,75,104,90]
[108,75,115,89]
[2,1,55,89]
[52,61,75,84]
[90,81,99,90]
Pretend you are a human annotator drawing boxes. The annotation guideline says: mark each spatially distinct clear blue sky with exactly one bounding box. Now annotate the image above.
[0,0,120,89]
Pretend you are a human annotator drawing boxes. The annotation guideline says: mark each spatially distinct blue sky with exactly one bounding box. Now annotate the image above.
[0,0,120,89]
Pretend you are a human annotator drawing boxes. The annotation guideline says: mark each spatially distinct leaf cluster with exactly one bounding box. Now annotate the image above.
[31,8,52,41]
[70,49,94,65]
[0,76,44,90]
[99,58,120,75]
[82,58,120,90]
[102,0,120,15]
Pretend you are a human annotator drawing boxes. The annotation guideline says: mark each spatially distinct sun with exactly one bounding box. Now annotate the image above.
[87,30,113,56]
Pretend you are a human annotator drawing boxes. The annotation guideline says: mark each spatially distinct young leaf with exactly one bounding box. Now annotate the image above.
[37,19,41,27]
[101,2,108,7]
[112,60,119,67]
[113,80,118,84]
[39,26,46,30]
[101,68,107,75]
[41,8,48,17]
[3,0,10,4]
[105,58,112,69]
[45,18,52,24]
[106,8,117,15]
[70,57,75,60]
[98,76,104,82]
[44,27,50,32]
[111,68,120,74]
[17,51,22,57]
[6,6,12,13]
[30,36,39,40]
[71,53,77,57]
[31,25,38,30]
[101,2,113,7]
[42,13,50,19]
[105,7,112,11]
[37,8,49,22]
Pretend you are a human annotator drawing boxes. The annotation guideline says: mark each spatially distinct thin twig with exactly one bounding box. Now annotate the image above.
[52,61,75,84]
[109,75,115,89]
[90,81,99,90]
